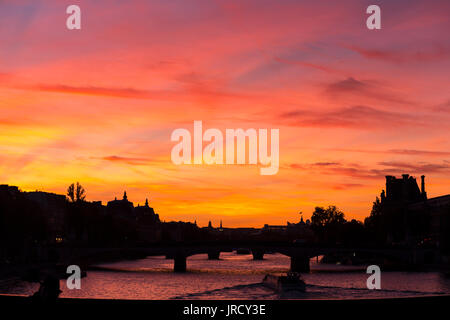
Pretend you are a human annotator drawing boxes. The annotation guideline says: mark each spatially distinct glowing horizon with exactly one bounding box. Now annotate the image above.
[1,0,449,227]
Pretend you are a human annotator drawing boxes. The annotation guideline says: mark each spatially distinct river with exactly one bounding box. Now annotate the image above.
[1,252,450,300]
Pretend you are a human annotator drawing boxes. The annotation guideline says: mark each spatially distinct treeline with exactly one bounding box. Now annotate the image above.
[310,205,368,245]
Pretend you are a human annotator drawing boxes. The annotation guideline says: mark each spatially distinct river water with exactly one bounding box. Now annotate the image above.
[2,252,450,300]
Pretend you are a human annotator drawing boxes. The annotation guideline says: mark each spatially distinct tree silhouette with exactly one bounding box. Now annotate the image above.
[363,197,387,244]
[67,182,86,202]
[311,206,346,227]
[311,206,346,243]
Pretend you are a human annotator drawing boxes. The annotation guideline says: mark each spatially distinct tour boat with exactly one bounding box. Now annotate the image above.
[262,272,306,293]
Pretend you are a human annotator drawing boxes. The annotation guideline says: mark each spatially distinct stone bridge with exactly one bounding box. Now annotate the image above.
[68,241,436,273]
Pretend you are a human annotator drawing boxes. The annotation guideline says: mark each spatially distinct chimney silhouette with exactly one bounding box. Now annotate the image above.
[421,175,427,199]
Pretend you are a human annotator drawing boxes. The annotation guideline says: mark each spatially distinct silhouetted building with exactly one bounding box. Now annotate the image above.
[107,191,134,219]
[407,194,450,250]
[263,217,313,241]
[0,185,20,197]
[384,174,427,203]
[162,221,202,242]
[135,198,160,224]
[24,190,67,242]
[379,174,450,248]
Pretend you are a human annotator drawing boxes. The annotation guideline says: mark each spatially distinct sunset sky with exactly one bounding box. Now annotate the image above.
[0,0,449,227]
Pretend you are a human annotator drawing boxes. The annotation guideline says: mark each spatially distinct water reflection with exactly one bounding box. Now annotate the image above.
[1,253,450,300]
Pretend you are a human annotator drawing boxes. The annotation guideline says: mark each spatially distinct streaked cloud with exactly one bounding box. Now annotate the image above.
[0,0,449,226]
[347,45,450,64]
[100,155,154,165]
[324,77,416,106]
[378,161,450,173]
